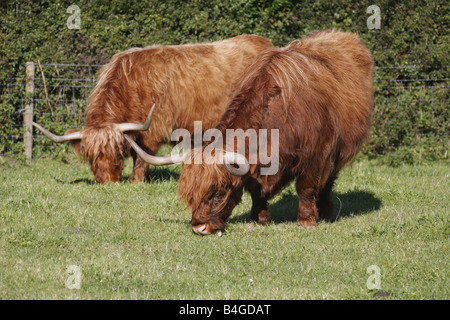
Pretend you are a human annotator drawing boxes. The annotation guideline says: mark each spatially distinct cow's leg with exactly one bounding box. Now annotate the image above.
[246,180,270,225]
[129,155,150,182]
[129,137,159,183]
[317,175,336,221]
[128,149,148,182]
[250,193,270,226]
[296,178,319,227]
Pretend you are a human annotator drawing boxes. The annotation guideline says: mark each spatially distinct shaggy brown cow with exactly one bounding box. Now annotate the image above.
[33,35,273,183]
[127,30,374,235]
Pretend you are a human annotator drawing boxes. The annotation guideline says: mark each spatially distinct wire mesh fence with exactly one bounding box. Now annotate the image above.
[1,62,102,159]
[370,65,448,161]
[0,62,448,161]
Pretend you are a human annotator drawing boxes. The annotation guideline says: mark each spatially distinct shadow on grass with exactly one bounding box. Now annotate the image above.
[52,177,96,185]
[55,167,180,185]
[122,167,180,183]
[147,167,180,183]
[229,189,382,224]
[67,178,96,185]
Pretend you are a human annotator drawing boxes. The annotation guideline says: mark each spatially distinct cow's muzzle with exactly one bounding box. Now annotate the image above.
[192,223,223,236]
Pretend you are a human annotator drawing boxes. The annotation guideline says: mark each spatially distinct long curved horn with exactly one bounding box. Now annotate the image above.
[126,128,249,175]
[32,104,155,143]
[224,152,250,176]
[114,104,155,132]
[32,122,82,142]
[124,134,185,165]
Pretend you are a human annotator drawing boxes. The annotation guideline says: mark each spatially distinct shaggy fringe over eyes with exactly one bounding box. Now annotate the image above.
[81,126,127,164]
[179,149,238,212]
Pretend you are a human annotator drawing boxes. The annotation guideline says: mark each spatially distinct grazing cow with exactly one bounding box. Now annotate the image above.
[33,35,273,183]
[127,30,374,235]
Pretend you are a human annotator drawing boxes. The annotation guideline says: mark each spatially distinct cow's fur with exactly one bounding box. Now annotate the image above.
[68,35,273,183]
[178,30,374,234]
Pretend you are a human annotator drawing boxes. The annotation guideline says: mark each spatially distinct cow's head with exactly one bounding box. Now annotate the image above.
[124,134,250,235]
[179,150,248,235]
[32,105,155,183]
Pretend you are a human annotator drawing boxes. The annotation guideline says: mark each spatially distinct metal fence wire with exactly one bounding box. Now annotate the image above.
[1,62,102,158]
[0,62,448,160]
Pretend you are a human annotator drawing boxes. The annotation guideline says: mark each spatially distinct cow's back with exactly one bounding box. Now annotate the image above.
[287,30,374,167]
[218,30,374,180]
[86,35,273,143]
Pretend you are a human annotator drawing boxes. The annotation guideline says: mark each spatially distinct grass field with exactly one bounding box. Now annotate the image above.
[0,155,448,300]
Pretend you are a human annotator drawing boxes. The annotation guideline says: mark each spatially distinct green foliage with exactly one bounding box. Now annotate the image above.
[365,66,449,165]
[1,0,448,163]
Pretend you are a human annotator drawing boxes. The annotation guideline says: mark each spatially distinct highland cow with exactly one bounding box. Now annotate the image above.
[33,35,273,183]
[127,30,374,235]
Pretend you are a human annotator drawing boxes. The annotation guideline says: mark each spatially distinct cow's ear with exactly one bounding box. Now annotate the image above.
[64,129,82,155]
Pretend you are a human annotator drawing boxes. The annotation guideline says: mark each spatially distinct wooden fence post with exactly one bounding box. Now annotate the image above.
[24,61,35,164]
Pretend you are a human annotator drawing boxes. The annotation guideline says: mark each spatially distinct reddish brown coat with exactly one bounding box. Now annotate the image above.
[179,30,375,234]
[67,35,273,182]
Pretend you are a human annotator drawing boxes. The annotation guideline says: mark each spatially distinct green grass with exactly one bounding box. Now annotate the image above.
[0,156,448,299]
